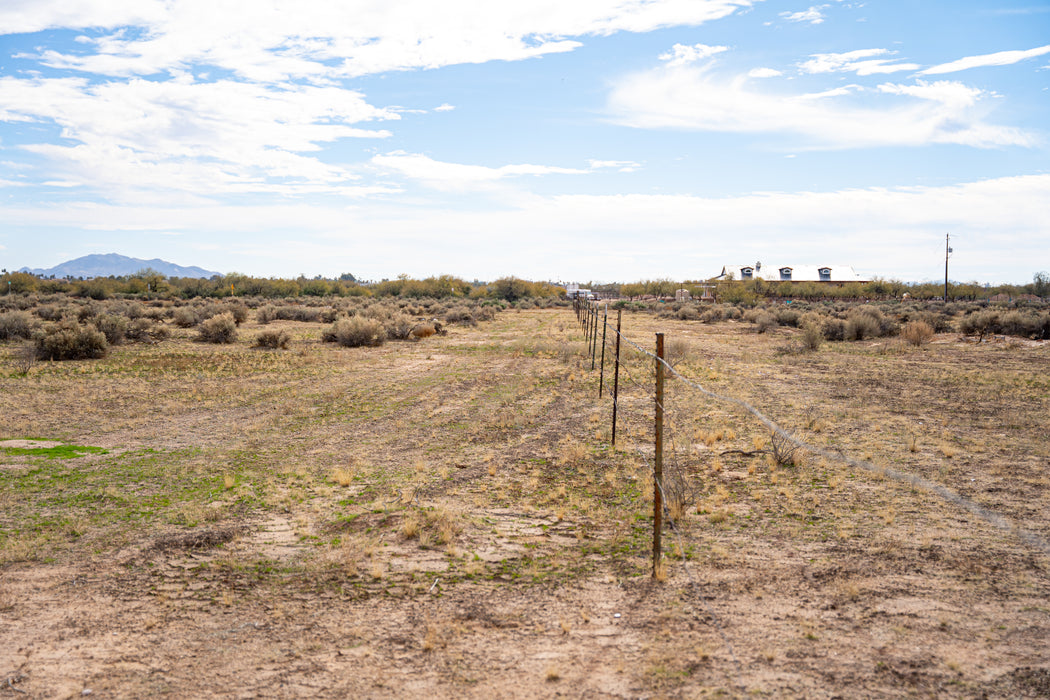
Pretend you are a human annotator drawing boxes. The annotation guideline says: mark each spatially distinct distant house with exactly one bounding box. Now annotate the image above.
[713,262,867,284]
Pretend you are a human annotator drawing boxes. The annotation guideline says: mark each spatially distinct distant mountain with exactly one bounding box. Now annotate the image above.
[20,253,220,279]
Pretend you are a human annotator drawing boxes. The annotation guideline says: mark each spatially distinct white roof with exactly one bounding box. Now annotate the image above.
[716,264,866,283]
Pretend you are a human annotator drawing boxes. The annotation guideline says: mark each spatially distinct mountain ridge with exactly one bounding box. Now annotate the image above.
[20,253,220,279]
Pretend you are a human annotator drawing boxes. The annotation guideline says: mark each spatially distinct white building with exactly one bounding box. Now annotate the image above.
[714,262,867,284]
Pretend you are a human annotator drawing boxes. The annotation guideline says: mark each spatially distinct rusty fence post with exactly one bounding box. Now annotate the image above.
[653,332,665,578]
[611,309,622,447]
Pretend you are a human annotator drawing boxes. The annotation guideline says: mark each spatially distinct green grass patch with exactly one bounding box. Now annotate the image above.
[0,444,108,459]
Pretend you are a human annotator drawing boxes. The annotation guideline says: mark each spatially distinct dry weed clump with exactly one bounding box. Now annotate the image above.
[254,329,291,349]
[383,312,416,340]
[845,306,897,341]
[444,305,476,326]
[10,343,37,375]
[197,313,238,343]
[125,318,170,343]
[35,322,108,360]
[745,309,777,334]
[0,310,35,340]
[663,337,692,365]
[93,314,128,345]
[323,317,385,347]
[800,321,823,351]
[331,467,354,487]
[901,320,935,347]
[172,306,200,328]
[769,431,805,467]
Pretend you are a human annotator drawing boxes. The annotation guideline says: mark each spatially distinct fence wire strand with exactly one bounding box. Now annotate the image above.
[584,303,1050,559]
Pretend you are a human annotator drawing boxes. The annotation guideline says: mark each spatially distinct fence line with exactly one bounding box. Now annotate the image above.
[575,299,1050,560]
[570,298,1050,694]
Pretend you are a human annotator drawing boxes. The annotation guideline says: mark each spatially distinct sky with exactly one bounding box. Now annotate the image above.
[0,1,1048,285]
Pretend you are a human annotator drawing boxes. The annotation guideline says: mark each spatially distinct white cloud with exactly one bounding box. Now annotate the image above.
[800,49,920,76]
[371,152,590,191]
[434,103,456,112]
[607,64,1032,148]
[748,67,782,78]
[589,159,641,172]
[0,0,168,35]
[0,1,755,201]
[658,43,728,67]
[5,174,1046,282]
[7,1,755,81]
[0,75,398,199]
[780,6,829,24]
[920,45,1050,75]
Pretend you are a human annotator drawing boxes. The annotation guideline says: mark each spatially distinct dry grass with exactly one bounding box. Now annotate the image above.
[1,305,1049,698]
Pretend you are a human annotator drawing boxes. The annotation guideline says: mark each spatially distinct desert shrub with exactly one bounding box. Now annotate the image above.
[35,324,108,360]
[909,310,953,333]
[274,305,325,323]
[845,312,878,341]
[384,313,416,340]
[200,302,227,321]
[800,323,823,351]
[445,305,476,326]
[775,308,800,327]
[256,305,277,324]
[901,320,934,347]
[822,317,846,341]
[676,305,700,321]
[323,316,385,347]
[845,307,895,341]
[1000,311,1026,337]
[173,307,200,328]
[1033,312,1050,340]
[0,311,35,340]
[197,313,238,343]
[958,310,987,337]
[121,302,145,320]
[255,329,291,349]
[748,310,776,334]
[141,306,168,321]
[35,304,67,322]
[700,306,725,324]
[77,302,101,323]
[94,314,128,345]
[229,302,249,326]
[999,310,1050,339]
[125,318,170,343]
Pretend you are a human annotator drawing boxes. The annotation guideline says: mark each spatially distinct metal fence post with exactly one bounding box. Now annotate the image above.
[598,304,608,398]
[590,303,599,371]
[653,332,665,578]
[611,309,622,447]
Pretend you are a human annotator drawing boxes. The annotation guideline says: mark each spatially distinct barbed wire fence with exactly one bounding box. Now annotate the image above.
[572,296,1050,690]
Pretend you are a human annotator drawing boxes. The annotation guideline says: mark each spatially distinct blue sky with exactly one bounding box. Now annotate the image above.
[1,1,1047,284]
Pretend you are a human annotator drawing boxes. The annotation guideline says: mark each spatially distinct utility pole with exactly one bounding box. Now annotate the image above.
[944,233,952,302]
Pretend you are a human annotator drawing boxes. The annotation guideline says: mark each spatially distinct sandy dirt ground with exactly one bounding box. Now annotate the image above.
[2,307,1049,698]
